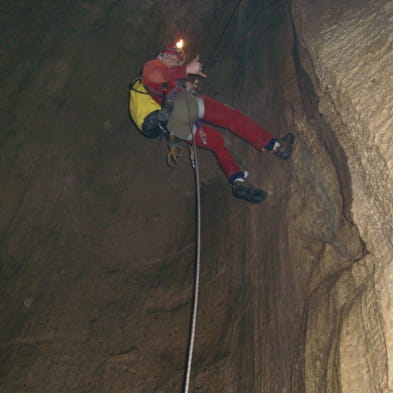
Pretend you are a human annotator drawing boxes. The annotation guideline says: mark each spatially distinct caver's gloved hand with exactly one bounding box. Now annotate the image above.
[185,76,200,93]
[185,55,207,78]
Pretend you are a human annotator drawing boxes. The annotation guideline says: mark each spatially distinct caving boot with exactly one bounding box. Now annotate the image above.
[273,132,295,160]
[232,179,267,203]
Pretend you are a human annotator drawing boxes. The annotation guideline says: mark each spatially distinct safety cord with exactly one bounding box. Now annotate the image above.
[203,0,242,69]
[182,92,202,393]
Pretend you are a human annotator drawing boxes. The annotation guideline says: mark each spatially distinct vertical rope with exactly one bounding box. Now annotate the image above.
[183,93,202,393]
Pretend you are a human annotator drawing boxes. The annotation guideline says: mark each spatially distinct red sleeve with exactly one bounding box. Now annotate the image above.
[142,59,187,84]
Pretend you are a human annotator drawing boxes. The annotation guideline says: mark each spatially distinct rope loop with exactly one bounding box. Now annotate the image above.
[167,134,184,168]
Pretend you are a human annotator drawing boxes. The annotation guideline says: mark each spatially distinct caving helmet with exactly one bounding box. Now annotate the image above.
[159,39,185,65]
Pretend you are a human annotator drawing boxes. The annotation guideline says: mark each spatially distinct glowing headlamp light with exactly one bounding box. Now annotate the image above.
[176,39,184,49]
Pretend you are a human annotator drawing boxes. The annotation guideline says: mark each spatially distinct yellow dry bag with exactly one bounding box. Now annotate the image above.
[129,78,162,138]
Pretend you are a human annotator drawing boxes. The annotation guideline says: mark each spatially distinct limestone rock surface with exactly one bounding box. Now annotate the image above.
[293,0,393,391]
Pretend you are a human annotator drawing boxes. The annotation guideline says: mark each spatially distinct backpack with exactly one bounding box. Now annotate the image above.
[129,78,185,167]
[129,78,164,138]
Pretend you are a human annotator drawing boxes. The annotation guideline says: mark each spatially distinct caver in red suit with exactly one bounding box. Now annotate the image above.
[141,45,294,203]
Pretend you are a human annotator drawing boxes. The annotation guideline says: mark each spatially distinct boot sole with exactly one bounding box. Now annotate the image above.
[233,186,267,203]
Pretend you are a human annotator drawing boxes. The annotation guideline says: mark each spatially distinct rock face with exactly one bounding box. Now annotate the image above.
[292,0,393,391]
[0,0,391,392]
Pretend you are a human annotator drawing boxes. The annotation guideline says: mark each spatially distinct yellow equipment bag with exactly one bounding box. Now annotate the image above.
[129,78,162,138]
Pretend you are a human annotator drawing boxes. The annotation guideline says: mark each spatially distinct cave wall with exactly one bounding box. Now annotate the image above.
[292,0,393,391]
[1,0,391,392]
[1,1,297,392]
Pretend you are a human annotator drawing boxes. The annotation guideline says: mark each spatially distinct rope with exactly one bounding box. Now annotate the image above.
[182,92,202,393]
[204,0,243,69]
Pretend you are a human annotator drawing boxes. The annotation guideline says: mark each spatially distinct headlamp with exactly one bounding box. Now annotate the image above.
[161,39,185,64]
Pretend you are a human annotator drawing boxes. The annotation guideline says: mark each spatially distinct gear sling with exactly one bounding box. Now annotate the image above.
[129,78,184,166]
[129,78,167,138]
